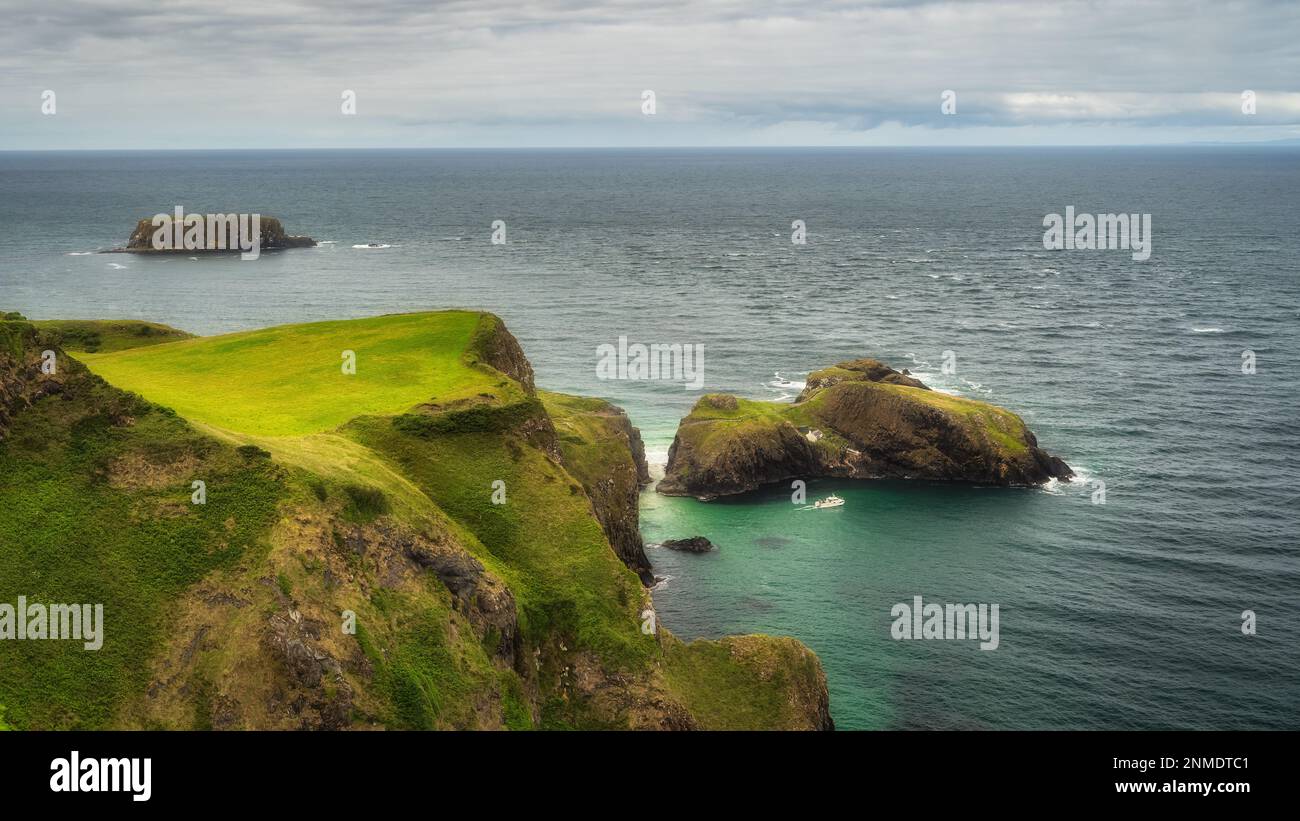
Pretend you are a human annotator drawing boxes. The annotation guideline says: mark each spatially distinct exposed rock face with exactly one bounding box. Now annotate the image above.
[1,321,75,441]
[261,609,354,730]
[659,358,1072,499]
[329,520,520,667]
[387,524,520,666]
[468,314,536,395]
[123,215,315,252]
[588,407,654,581]
[628,424,651,485]
[142,512,522,731]
[543,392,655,585]
[660,536,714,553]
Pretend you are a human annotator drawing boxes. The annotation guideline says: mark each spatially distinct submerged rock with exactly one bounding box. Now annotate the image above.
[660,536,714,553]
[659,357,1073,499]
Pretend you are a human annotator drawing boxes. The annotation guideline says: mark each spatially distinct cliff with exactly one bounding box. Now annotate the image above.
[541,391,655,585]
[659,357,1072,499]
[0,310,831,730]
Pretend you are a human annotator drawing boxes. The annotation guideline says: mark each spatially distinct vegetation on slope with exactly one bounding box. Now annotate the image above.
[0,311,832,730]
[662,633,832,730]
[32,319,193,353]
[0,341,283,728]
[540,391,654,585]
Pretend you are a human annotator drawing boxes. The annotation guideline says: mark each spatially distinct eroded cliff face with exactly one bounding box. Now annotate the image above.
[659,357,1072,499]
[467,313,537,395]
[0,321,55,441]
[135,511,523,730]
[542,391,655,585]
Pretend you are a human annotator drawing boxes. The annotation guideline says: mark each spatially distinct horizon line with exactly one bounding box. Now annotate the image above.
[3,142,1300,153]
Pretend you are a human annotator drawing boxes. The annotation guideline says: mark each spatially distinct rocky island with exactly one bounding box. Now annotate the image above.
[658,357,1073,499]
[118,213,316,253]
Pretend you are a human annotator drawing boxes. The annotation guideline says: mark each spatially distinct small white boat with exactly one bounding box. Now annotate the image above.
[813,494,845,509]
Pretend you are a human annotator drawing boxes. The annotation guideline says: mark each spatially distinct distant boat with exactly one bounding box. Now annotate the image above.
[813,494,844,509]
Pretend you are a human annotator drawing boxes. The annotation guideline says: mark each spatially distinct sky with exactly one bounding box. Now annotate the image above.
[1,0,1298,149]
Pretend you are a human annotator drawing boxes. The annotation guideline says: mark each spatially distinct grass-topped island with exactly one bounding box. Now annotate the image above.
[0,310,831,730]
[658,357,1073,499]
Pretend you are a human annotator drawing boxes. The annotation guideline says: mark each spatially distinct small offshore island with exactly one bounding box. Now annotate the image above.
[111,213,316,253]
[659,357,1073,499]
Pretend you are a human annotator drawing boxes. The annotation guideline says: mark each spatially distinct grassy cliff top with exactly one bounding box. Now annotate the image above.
[79,311,517,436]
[678,379,1035,464]
[685,376,1026,441]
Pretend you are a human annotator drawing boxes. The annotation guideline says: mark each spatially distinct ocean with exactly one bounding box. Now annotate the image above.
[1,147,1297,729]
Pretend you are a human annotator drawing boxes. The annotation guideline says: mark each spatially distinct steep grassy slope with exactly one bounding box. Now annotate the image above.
[540,391,654,585]
[0,312,831,730]
[0,322,284,728]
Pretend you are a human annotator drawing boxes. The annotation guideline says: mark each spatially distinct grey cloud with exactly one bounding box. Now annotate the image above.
[0,0,1296,147]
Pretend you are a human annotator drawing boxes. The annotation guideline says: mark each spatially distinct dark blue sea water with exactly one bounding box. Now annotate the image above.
[2,148,1297,729]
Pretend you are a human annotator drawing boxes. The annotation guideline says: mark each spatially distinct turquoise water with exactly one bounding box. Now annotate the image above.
[644,479,1143,729]
[1,147,1297,729]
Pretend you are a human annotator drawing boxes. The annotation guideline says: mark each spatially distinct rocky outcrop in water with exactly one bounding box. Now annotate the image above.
[659,357,1072,499]
[121,215,315,252]
[660,537,714,553]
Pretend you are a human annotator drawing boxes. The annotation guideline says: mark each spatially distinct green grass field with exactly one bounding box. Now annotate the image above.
[80,311,502,436]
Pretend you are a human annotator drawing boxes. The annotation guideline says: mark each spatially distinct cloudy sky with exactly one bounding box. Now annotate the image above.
[2,0,1298,149]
